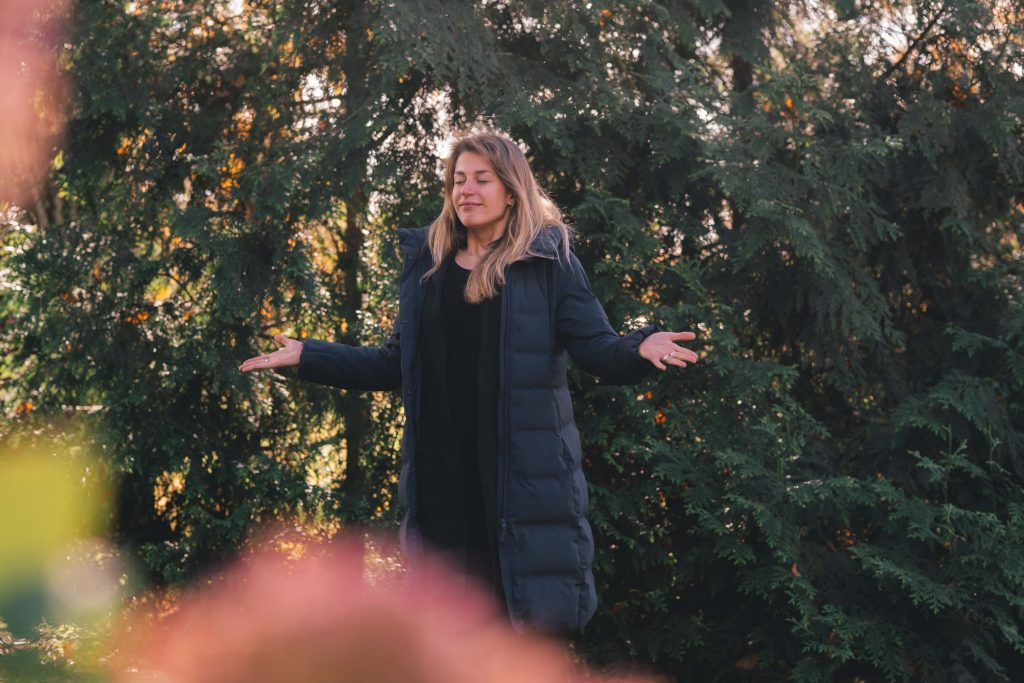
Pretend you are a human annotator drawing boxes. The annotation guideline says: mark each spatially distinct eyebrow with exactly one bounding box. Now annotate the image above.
[453,169,494,176]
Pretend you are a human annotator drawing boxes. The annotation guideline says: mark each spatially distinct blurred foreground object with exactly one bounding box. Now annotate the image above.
[0,0,68,205]
[115,533,661,683]
[0,438,109,625]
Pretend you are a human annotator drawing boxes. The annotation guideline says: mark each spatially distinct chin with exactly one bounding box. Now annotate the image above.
[459,216,498,230]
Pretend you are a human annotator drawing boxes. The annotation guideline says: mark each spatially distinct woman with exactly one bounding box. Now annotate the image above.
[239,130,699,634]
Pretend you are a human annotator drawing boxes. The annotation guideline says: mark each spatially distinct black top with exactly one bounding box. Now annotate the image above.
[415,251,504,607]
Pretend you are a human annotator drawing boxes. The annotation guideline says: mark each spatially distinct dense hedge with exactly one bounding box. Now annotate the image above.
[2,1,1022,680]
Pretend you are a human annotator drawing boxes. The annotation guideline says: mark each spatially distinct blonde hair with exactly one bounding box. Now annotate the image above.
[423,127,571,303]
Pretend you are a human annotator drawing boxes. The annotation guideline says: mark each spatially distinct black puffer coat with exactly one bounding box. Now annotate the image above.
[297,224,660,632]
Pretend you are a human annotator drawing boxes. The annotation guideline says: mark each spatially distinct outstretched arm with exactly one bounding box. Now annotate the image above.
[554,251,698,384]
[239,319,402,392]
[297,317,402,391]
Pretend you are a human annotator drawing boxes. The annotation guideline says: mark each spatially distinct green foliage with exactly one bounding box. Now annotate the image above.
[1,0,1023,681]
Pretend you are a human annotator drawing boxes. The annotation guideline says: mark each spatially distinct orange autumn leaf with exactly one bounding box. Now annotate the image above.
[835,528,856,547]
[219,153,245,189]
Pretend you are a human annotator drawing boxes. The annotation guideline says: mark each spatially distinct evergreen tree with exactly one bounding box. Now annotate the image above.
[1,1,1022,680]
[1,0,450,581]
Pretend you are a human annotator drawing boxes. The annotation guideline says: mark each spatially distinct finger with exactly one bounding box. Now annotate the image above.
[664,353,684,364]
[670,345,699,363]
[273,333,288,346]
[651,351,680,371]
[670,331,696,341]
[239,355,273,372]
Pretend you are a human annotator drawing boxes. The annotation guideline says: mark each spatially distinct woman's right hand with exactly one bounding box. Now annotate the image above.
[239,333,303,373]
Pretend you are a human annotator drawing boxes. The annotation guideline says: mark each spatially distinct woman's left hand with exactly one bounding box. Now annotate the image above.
[638,331,699,371]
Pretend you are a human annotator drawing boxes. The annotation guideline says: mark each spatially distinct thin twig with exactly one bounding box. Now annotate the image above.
[881,2,947,82]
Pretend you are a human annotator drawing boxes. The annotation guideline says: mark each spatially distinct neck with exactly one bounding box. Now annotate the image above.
[463,214,508,256]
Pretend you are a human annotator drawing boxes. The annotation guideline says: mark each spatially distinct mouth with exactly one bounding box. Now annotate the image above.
[459,204,481,208]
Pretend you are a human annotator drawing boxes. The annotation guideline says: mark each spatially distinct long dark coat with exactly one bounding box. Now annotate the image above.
[297,224,660,632]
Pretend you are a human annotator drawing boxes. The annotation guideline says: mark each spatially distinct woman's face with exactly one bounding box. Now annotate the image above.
[452,151,513,233]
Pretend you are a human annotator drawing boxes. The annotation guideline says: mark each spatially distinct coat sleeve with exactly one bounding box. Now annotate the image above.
[554,250,661,385]
[296,315,402,391]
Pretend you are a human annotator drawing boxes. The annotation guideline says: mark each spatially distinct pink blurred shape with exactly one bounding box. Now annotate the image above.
[0,0,68,206]
[114,530,662,683]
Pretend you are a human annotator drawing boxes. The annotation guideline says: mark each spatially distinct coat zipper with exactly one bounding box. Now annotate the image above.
[406,247,429,557]
[497,269,517,629]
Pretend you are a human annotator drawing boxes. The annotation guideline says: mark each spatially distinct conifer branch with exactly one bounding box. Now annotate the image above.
[880,2,947,82]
